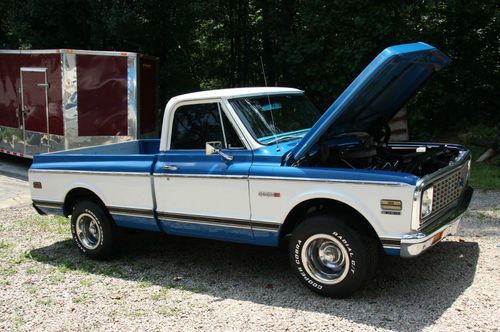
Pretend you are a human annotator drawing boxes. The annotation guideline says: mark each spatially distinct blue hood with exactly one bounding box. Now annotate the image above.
[286,42,451,165]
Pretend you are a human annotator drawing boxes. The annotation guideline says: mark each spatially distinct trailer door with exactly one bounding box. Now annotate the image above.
[20,67,50,154]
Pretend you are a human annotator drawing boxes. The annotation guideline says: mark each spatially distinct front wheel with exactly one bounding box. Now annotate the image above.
[71,201,116,260]
[289,214,378,297]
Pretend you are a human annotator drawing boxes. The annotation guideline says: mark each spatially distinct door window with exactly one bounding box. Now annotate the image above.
[170,103,244,149]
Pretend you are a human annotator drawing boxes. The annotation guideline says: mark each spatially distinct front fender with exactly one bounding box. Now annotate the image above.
[250,177,415,238]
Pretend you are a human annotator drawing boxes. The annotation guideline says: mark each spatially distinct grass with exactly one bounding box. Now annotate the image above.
[49,273,66,284]
[125,309,145,318]
[80,278,94,287]
[56,261,72,273]
[100,265,124,277]
[469,163,500,190]
[72,294,88,304]
[138,279,153,288]
[157,305,180,316]
[37,298,53,306]
[14,316,24,330]
[151,292,163,301]
[0,265,17,276]
[463,143,500,190]
[0,240,11,249]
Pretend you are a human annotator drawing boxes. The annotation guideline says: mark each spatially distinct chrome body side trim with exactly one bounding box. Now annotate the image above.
[380,238,401,250]
[156,211,280,232]
[29,169,150,177]
[152,173,411,186]
[32,199,63,209]
[108,206,154,218]
[153,173,247,180]
[160,216,252,230]
[249,175,411,187]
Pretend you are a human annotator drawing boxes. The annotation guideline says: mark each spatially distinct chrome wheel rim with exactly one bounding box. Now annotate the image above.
[301,234,350,285]
[76,213,101,250]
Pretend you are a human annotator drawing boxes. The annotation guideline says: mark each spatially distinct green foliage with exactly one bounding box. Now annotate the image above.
[467,139,500,190]
[470,163,500,190]
[0,0,498,138]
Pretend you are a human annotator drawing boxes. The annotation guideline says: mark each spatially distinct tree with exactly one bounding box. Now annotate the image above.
[0,0,498,138]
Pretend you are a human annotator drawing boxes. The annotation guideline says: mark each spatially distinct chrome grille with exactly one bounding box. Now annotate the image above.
[426,164,468,221]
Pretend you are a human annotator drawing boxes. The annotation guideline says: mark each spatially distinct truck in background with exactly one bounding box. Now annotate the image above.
[0,49,159,157]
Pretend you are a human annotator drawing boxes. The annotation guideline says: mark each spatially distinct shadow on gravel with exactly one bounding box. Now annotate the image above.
[0,154,31,181]
[28,232,479,330]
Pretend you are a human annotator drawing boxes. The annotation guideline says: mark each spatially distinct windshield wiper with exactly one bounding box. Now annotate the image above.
[264,134,305,145]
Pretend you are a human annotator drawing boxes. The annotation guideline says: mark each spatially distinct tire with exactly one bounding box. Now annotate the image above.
[289,214,378,297]
[71,200,115,260]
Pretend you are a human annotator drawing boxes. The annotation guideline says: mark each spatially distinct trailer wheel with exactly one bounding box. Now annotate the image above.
[289,214,378,297]
[71,201,115,260]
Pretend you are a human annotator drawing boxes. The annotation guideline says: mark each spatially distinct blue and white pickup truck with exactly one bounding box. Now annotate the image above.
[29,42,473,297]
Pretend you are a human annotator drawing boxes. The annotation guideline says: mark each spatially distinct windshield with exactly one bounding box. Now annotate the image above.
[228,94,321,145]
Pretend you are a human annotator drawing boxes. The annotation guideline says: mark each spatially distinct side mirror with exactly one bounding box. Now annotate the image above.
[205,141,233,161]
[205,141,221,155]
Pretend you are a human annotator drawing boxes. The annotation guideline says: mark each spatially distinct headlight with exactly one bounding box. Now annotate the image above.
[421,186,434,218]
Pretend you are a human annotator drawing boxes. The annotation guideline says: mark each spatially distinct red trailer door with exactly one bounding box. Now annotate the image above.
[20,67,50,153]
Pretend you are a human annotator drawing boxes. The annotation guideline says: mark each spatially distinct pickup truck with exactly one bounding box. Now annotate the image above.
[29,42,473,297]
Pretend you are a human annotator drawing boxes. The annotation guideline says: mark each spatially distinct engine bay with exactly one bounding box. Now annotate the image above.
[298,131,463,178]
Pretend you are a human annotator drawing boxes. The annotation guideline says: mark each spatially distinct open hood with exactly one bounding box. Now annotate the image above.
[285,42,451,165]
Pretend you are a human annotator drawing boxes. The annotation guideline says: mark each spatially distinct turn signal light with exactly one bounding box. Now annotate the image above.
[432,231,443,245]
[33,181,42,189]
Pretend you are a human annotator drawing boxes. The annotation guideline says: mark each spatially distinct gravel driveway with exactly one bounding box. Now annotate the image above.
[0,183,498,331]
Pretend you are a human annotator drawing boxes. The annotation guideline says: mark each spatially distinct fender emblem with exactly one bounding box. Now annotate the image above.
[380,199,402,215]
[258,192,281,198]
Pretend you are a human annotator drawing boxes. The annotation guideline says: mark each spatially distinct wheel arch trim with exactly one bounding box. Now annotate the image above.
[63,185,109,216]
[279,193,383,244]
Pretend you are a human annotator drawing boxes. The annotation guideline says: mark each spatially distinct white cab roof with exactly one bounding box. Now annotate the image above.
[160,87,304,152]
[169,87,303,103]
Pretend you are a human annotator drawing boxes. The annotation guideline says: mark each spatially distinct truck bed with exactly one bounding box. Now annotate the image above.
[45,139,160,155]
[30,139,160,174]
[29,139,160,226]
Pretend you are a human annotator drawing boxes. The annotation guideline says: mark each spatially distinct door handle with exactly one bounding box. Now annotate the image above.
[162,165,178,171]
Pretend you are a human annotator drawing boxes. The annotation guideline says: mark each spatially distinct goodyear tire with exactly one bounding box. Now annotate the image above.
[289,214,378,297]
[71,201,115,260]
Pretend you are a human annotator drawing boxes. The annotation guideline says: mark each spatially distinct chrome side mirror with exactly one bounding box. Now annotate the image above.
[205,141,233,161]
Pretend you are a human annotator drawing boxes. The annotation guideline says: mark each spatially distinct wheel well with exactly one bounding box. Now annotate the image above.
[280,198,381,246]
[63,188,107,217]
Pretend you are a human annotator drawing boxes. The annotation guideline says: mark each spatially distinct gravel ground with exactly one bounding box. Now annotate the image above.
[0,175,30,209]
[0,188,498,331]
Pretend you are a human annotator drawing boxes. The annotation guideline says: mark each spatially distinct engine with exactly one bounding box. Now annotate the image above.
[299,132,461,178]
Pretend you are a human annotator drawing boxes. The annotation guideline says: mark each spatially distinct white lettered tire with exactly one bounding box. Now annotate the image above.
[289,214,378,297]
[71,201,115,260]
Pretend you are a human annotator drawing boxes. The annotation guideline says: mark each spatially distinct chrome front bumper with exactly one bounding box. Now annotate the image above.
[400,186,473,258]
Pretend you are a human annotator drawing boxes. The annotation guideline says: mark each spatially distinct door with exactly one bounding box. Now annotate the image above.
[20,67,50,153]
[154,101,254,244]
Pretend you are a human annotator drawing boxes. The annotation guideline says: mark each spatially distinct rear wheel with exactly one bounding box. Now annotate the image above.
[289,214,378,297]
[71,201,115,260]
